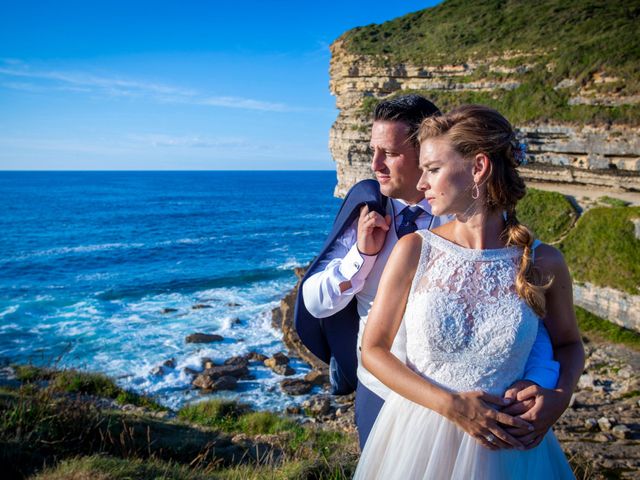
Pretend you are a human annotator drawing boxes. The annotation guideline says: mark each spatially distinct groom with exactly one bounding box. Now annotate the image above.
[295,95,560,448]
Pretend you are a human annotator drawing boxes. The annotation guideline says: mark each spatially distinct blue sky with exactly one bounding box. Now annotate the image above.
[0,1,440,170]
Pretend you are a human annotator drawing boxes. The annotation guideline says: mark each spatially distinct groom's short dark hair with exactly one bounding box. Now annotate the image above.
[373,94,440,145]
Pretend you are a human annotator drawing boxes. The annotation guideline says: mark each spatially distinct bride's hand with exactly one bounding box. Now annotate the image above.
[444,391,534,450]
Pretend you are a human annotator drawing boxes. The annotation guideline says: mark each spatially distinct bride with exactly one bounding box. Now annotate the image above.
[354,105,584,479]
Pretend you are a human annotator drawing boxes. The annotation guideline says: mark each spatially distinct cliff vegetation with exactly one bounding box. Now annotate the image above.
[345,0,639,125]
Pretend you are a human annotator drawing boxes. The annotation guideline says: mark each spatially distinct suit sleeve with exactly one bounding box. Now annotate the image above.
[302,219,377,318]
[522,321,560,389]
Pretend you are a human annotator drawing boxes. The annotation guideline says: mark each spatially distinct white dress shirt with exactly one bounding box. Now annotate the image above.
[303,198,437,318]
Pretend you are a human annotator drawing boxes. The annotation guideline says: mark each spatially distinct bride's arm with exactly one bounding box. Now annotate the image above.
[361,233,533,450]
[506,245,585,448]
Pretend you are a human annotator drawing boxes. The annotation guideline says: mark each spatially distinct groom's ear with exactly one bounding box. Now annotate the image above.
[472,153,492,184]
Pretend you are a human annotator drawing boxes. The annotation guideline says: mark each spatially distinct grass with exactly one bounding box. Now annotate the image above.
[559,206,640,294]
[0,373,358,479]
[13,365,167,412]
[598,196,631,207]
[575,306,640,350]
[178,399,354,455]
[31,455,211,480]
[178,399,302,437]
[517,188,577,243]
[358,82,640,126]
[342,0,640,125]
[32,454,357,480]
[178,399,253,431]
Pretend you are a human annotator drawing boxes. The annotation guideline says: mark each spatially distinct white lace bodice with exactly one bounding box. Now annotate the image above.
[405,229,540,395]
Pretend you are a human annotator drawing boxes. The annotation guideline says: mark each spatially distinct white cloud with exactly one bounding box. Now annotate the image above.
[127,133,250,149]
[199,96,288,112]
[0,60,290,112]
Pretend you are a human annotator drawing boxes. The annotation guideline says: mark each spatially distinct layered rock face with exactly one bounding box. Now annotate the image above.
[328,40,640,197]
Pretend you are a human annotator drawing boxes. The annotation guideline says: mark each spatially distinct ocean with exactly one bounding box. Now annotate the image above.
[0,171,341,410]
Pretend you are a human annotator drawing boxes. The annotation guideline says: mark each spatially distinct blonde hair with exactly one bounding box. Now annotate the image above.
[418,104,550,317]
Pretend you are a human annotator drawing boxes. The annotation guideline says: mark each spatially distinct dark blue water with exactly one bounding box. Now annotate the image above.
[0,171,341,409]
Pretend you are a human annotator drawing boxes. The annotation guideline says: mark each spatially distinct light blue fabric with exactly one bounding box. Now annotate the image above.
[523,239,560,389]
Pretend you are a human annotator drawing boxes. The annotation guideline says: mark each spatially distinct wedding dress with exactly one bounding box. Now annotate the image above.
[354,229,574,479]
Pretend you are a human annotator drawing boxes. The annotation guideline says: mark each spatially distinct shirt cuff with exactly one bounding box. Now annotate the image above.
[523,363,560,390]
[338,244,377,284]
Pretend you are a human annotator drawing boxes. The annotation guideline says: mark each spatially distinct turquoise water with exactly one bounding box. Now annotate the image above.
[0,171,341,410]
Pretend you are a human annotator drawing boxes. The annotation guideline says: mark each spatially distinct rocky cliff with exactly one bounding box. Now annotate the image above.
[329,39,640,196]
[328,0,640,196]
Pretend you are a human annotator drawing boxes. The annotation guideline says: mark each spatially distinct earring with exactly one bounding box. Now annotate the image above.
[471,183,480,200]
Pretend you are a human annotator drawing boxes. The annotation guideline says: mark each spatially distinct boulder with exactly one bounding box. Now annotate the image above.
[192,304,212,309]
[302,395,331,416]
[210,375,238,391]
[193,371,244,391]
[280,378,312,396]
[163,358,176,368]
[578,373,594,390]
[270,271,327,371]
[186,333,223,343]
[224,356,249,368]
[272,364,295,376]
[246,351,268,363]
[584,418,598,431]
[192,364,249,390]
[201,358,216,370]
[208,364,249,379]
[304,370,329,386]
[285,405,302,415]
[611,424,631,439]
[264,352,289,369]
[597,416,616,431]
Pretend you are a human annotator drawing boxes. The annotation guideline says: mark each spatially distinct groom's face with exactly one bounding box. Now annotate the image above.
[370,120,423,204]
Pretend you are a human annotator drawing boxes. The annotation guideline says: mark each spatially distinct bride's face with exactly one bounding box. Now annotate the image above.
[417,137,475,216]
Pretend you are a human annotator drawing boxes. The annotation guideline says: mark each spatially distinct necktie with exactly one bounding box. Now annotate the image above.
[397,206,423,238]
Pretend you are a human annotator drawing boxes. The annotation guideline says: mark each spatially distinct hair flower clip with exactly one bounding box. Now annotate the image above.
[514,142,528,166]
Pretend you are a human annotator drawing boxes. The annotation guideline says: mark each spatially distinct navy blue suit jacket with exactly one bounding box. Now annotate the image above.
[294,179,387,394]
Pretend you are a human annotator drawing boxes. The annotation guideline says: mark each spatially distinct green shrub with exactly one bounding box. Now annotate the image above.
[114,390,166,412]
[177,399,250,430]
[575,307,640,350]
[237,411,299,435]
[51,370,120,398]
[13,364,54,383]
[517,189,577,243]
[559,206,640,293]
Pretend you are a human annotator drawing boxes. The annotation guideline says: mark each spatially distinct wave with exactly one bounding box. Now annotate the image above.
[4,242,146,262]
[0,305,19,318]
[97,267,293,301]
[0,236,229,264]
[277,259,305,270]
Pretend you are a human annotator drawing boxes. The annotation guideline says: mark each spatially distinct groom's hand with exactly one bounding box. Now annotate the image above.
[357,205,391,256]
[501,380,536,416]
[502,381,571,449]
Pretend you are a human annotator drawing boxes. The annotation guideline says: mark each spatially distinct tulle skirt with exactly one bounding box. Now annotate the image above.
[354,392,575,480]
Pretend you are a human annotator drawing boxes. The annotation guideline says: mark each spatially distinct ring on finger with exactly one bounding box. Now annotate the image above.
[485,433,496,443]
